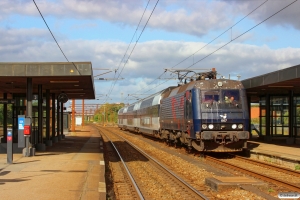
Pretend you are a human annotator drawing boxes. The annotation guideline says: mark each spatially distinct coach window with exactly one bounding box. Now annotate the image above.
[152,105,159,117]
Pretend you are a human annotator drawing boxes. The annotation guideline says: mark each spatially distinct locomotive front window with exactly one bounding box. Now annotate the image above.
[223,90,240,103]
[201,89,242,110]
[202,90,220,103]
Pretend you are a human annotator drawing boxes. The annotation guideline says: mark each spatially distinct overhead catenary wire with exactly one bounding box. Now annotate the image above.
[102,0,151,101]
[186,0,298,69]
[125,0,297,102]
[32,0,81,75]
[130,0,269,98]
[102,0,160,103]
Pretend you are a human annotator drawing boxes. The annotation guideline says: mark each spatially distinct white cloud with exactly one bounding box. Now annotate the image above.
[226,0,300,30]
[63,0,234,37]
[3,0,299,39]
[1,27,299,79]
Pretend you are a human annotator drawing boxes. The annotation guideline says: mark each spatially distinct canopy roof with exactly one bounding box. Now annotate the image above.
[0,62,95,100]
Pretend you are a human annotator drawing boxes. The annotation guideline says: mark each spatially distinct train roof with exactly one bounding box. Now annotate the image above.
[161,79,244,99]
[118,79,244,114]
[118,86,176,114]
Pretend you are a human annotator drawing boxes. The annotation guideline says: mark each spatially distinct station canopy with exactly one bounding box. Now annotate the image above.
[0,62,95,100]
[242,64,300,102]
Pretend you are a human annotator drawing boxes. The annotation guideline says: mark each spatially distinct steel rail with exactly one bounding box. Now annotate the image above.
[231,154,300,177]
[116,133,210,200]
[206,156,300,193]
[102,132,144,200]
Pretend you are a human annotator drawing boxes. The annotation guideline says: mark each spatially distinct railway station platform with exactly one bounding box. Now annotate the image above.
[0,125,105,200]
[246,138,300,170]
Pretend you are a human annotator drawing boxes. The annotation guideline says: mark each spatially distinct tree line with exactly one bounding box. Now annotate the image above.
[93,103,124,124]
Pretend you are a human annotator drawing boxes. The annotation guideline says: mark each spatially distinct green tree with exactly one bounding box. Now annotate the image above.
[94,103,124,124]
[0,104,13,125]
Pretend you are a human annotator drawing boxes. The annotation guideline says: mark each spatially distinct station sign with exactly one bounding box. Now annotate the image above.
[7,130,12,141]
[0,99,15,104]
[18,117,25,130]
[24,125,31,135]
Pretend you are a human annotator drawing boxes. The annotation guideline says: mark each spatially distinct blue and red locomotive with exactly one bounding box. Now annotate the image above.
[118,70,250,152]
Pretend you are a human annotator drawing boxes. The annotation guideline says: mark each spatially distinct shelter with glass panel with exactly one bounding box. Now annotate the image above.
[0,62,95,154]
[243,64,300,144]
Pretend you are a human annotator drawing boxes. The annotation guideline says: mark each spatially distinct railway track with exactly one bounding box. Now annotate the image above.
[99,127,210,200]
[206,154,300,193]
[102,128,142,199]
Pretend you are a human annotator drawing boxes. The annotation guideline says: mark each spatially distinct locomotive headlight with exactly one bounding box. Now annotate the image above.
[232,124,237,129]
[208,124,214,129]
[202,124,207,129]
[238,124,243,129]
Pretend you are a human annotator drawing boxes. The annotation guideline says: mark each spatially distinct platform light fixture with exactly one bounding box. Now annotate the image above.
[64,89,84,91]
[66,93,85,95]
[50,81,79,83]
[268,86,294,88]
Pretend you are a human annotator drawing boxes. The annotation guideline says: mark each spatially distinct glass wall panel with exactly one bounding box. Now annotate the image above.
[260,97,266,106]
[293,96,300,137]
[283,127,289,136]
[261,127,266,136]
[259,97,266,135]
[261,109,266,117]
[270,96,289,136]
[260,96,291,137]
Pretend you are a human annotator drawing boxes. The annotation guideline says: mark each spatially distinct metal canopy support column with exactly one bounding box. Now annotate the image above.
[45,89,52,146]
[2,93,7,143]
[72,99,75,132]
[14,96,20,142]
[52,94,58,143]
[247,96,251,138]
[82,99,84,127]
[265,94,271,142]
[61,101,64,139]
[57,97,61,141]
[287,90,295,144]
[36,85,45,151]
[25,78,35,156]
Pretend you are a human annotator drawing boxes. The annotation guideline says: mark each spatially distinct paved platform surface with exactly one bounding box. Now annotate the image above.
[247,139,300,161]
[0,125,105,200]
[246,139,300,170]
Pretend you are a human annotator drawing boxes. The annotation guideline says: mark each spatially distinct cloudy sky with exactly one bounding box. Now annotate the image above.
[1,0,300,106]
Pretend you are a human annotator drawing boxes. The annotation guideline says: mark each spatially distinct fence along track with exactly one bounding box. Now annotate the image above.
[101,127,210,200]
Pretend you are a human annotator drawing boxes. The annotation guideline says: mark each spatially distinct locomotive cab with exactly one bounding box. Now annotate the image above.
[192,80,250,152]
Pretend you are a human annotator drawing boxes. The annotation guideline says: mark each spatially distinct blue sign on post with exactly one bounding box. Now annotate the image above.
[8,130,12,137]
[18,115,26,148]
[18,117,25,130]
